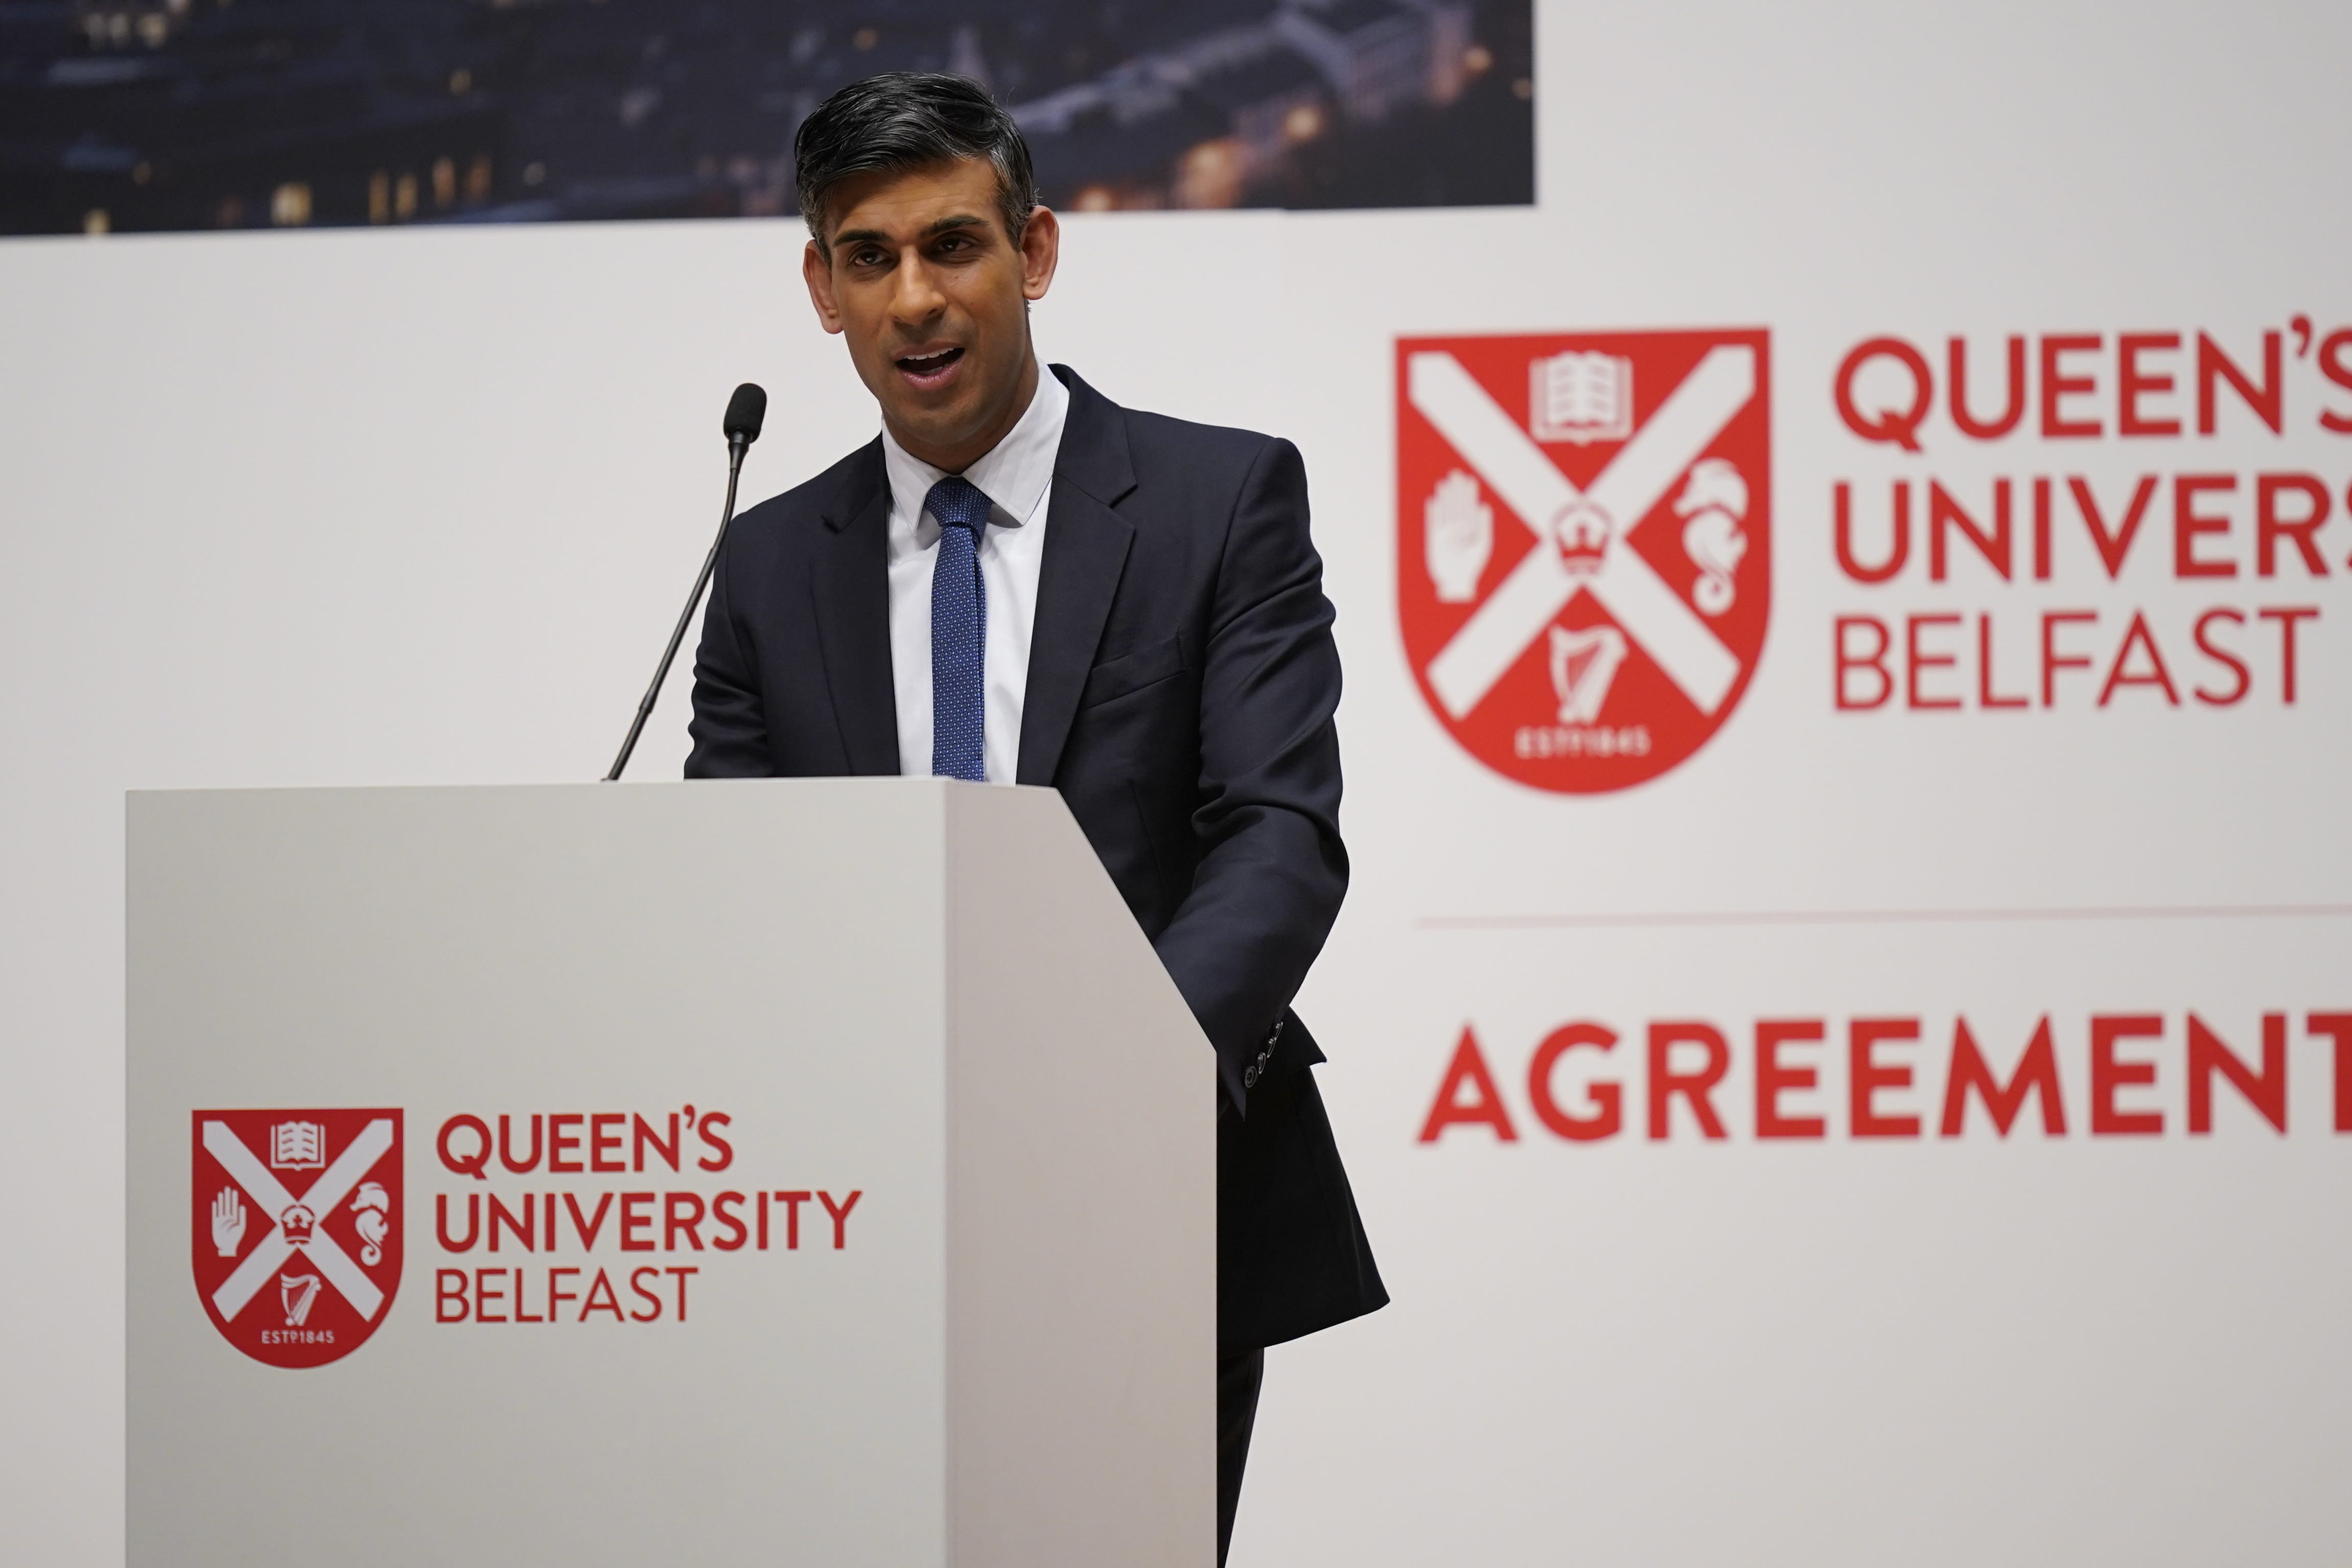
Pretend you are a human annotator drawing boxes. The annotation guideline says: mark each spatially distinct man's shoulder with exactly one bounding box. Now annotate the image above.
[1117,403,1289,469]
[1122,412,1299,515]
[1060,365,1294,487]
[727,436,885,554]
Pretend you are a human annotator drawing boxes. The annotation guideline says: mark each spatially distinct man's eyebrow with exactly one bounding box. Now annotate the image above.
[832,214,991,252]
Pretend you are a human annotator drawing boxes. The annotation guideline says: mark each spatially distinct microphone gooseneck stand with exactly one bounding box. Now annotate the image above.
[604,383,766,781]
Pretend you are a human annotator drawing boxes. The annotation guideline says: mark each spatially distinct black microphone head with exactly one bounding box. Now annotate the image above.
[723,383,767,444]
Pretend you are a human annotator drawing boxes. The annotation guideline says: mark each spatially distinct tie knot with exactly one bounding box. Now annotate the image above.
[926,476,992,535]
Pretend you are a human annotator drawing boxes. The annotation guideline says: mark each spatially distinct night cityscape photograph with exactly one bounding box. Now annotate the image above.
[0,0,1534,236]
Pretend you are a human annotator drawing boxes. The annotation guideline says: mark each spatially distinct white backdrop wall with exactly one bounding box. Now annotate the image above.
[7,2,2351,1562]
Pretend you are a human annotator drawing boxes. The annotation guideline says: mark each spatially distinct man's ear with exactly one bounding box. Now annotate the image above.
[802,239,845,335]
[1018,207,1061,303]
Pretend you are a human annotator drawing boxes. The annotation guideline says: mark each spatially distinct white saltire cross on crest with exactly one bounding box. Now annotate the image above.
[1410,346,1756,719]
[205,1118,394,1323]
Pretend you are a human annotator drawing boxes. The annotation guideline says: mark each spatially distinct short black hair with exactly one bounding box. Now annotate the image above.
[794,72,1038,249]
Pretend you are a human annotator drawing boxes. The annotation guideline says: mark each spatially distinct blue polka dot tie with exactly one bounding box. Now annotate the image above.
[927,476,991,781]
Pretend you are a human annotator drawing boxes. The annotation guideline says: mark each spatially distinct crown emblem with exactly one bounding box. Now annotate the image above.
[1552,499,1613,576]
[278,1203,317,1247]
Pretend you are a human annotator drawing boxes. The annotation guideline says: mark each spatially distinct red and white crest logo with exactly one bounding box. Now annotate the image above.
[1397,330,1772,791]
[191,1109,402,1368]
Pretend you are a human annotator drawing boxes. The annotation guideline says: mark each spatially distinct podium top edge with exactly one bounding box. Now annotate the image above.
[124,778,1064,802]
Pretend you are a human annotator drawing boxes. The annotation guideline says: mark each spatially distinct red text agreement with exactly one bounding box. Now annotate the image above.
[1419,1013,2352,1143]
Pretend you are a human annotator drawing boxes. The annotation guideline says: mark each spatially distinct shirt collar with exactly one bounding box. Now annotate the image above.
[879,361,1069,535]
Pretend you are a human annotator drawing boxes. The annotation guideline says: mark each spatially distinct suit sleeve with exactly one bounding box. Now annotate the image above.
[683,535,772,779]
[1152,436,1348,1114]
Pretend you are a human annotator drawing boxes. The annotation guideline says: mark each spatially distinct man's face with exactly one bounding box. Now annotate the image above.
[803,157,1060,472]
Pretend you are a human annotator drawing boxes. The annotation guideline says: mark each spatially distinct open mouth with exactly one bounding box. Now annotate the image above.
[895,345,965,386]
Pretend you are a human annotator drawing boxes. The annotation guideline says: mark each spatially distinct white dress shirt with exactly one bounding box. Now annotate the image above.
[880,364,1069,784]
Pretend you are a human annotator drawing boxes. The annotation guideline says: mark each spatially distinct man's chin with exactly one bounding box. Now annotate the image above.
[869,352,1030,467]
[884,402,987,462]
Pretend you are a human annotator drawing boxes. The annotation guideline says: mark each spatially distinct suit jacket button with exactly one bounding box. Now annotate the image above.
[1244,1065,1259,1089]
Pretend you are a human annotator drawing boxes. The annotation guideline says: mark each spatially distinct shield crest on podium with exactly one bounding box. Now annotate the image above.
[190,1108,403,1368]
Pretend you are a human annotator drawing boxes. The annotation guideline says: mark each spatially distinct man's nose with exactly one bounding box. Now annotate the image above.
[890,254,947,325]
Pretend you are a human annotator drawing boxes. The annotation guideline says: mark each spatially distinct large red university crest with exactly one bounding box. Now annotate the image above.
[191,1109,403,1368]
[1397,330,1772,791]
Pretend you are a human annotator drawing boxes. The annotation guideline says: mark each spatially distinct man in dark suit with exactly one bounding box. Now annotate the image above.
[686,72,1385,1562]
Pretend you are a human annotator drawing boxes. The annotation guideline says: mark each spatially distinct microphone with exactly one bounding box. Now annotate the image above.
[723,382,767,446]
[602,383,767,781]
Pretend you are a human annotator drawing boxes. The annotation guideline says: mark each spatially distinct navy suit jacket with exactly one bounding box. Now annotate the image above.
[686,365,1386,1350]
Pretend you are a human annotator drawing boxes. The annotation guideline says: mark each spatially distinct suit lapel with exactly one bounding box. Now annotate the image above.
[813,448,901,776]
[1018,368,1138,786]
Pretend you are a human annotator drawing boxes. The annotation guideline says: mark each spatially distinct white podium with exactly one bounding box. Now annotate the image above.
[127,780,1214,1567]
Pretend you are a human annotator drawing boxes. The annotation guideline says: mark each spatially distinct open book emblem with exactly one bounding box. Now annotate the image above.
[270,1120,326,1169]
[1530,350,1634,444]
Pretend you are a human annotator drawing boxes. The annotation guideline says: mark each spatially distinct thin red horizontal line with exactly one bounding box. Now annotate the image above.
[1417,903,2352,931]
